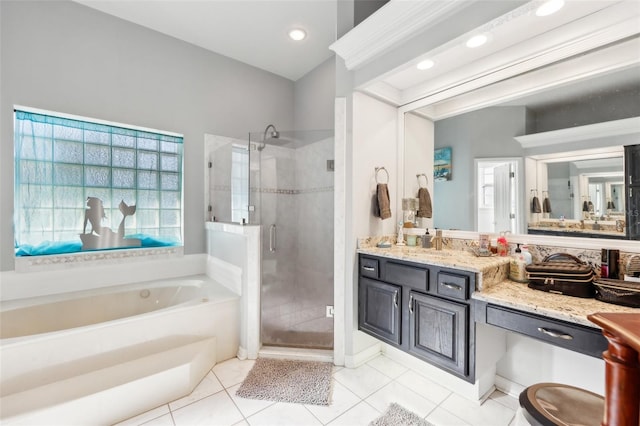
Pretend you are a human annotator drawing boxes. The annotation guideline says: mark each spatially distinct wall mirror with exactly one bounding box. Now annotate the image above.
[399,34,640,241]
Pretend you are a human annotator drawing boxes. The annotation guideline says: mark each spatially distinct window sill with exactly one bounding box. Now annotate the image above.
[14,246,183,273]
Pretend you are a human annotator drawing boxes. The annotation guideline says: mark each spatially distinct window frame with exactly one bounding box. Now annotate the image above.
[13,106,185,258]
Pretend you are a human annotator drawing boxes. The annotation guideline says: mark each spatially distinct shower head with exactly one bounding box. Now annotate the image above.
[263,124,279,141]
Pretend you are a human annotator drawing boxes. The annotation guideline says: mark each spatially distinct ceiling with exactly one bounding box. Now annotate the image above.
[73,0,338,81]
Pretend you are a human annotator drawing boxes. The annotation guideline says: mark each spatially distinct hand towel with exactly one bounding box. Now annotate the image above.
[416,187,432,218]
[531,196,542,213]
[372,193,380,217]
[377,183,391,220]
[542,197,552,213]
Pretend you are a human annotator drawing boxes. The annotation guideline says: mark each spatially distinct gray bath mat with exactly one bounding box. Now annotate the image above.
[235,357,333,405]
[370,403,433,426]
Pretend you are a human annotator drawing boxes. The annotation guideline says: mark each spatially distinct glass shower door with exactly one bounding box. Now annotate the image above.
[249,129,334,349]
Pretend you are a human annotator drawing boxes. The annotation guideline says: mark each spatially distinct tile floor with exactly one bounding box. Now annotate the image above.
[116,354,520,426]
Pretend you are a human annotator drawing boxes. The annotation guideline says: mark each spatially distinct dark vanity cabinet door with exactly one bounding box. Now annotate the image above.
[408,291,468,376]
[625,144,640,239]
[359,277,401,345]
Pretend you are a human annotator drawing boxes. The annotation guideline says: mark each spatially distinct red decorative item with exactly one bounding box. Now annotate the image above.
[497,236,508,256]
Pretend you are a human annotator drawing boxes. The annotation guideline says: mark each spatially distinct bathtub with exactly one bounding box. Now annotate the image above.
[0,275,240,424]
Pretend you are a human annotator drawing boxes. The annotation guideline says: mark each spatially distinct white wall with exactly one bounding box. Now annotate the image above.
[346,92,398,359]
[0,0,294,271]
[496,333,605,395]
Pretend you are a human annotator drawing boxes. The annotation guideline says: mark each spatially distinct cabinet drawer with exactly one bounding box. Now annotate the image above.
[385,262,429,291]
[436,271,470,301]
[486,305,607,358]
[360,257,379,279]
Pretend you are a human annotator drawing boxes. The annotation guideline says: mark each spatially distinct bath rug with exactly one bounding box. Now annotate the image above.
[235,357,333,405]
[370,403,433,426]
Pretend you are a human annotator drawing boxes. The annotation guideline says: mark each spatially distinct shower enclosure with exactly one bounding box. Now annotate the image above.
[206,127,335,350]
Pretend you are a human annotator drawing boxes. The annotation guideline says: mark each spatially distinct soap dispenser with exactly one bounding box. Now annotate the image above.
[422,229,432,248]
[509,243,528,283]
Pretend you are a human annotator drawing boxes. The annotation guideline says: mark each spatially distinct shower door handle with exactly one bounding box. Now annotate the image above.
[269,224,276,252]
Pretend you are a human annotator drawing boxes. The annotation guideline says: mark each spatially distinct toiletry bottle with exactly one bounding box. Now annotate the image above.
[434,229,443,250]
[396,222,405,246]
[422,229,432,248]
[521,245,532,265]
[509,243,527,283]
[497,232,508,256]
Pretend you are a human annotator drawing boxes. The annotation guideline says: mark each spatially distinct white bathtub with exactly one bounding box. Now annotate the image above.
[0,275,240,424]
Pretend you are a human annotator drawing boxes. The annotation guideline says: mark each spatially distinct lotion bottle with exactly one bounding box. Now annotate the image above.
[509,243,528,283]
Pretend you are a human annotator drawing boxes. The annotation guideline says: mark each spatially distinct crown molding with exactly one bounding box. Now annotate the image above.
[329,1,469,71]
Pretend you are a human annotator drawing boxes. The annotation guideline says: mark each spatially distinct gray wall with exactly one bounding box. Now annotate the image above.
[533,86,640,133]
[294,57,336,131]
[0,0,296,271]
[433,106,527,231]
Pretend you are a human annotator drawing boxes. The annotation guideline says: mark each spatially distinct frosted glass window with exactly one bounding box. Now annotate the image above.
[113,168,135,188]
[85,144,111,166]
[113,148,135,168]
[14,109,183,256]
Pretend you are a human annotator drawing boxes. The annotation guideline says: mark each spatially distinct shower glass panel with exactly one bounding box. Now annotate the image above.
[206,135,250,224]
[248,129,334,349]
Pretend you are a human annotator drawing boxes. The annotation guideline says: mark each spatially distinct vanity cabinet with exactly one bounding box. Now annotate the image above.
[625,144,640,239]
[358,254,475,381]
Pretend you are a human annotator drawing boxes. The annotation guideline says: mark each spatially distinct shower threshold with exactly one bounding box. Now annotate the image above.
[259,346,333,363]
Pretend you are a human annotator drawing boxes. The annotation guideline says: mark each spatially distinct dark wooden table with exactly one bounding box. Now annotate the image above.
[588,312,640,426]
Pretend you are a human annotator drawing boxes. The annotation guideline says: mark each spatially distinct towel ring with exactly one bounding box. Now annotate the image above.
[375,166,389,184]
[416,173,428,188]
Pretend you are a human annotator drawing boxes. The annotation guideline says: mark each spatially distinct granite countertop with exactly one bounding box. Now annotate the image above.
[357,246,510,290]
[357,246,510,273]
[473,279,639,328]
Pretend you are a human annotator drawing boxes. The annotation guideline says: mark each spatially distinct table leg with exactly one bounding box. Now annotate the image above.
[601,330,640,426]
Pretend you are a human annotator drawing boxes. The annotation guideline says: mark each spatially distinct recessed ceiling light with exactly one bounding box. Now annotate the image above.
[466,34,488,48]
[536,0,565,16]
[416,59,435,70]
[289,29,307,41]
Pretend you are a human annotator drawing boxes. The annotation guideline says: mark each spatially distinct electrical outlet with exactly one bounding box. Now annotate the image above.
[326,305,334,318]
